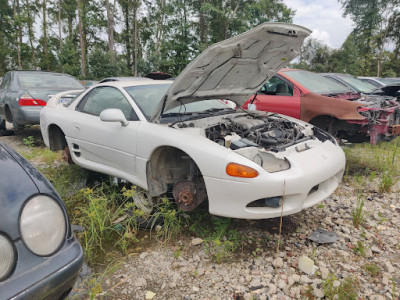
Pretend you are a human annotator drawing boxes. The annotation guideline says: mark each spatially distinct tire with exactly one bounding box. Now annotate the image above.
[0,117,14,136]
[5,107,23,130]
[0,118,5,130]
[63,146,74,164]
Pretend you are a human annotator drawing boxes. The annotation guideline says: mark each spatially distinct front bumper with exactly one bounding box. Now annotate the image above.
[0,236,83,300]
[205,141,345,219]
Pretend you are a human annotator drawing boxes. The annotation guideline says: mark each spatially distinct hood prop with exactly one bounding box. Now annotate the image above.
[157,95,168,123]
[250,91,258,105]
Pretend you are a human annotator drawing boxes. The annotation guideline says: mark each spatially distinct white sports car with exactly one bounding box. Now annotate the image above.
[40,23,345,219]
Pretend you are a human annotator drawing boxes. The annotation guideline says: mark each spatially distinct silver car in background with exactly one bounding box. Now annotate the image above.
[0,71,83,130]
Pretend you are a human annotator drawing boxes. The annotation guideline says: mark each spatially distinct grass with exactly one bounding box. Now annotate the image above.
[70,184,142,263]
[352,193,365,229]
[344,137,400,192]
[189,214,243,263]
[22,135,36,148]
[362,263,381,277]
[323,273,359,300]
[353,240,366,256]
[18,145,186,265]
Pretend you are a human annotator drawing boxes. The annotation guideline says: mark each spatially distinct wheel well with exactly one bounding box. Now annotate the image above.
[309,115,339,134]
[5,105,12,122]
[48,124,67,151]
[309,115,337,127]
[146,146,203,197]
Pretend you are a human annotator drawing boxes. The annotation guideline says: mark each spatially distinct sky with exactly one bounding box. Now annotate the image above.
[283,0,355,49]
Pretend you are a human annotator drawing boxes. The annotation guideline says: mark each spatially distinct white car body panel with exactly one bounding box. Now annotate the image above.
[40,23,345,219]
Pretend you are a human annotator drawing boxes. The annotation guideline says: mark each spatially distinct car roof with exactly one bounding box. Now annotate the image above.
[358,76,378,79]
[95,79,174,88]
[319,73,353,77]
[99,77,153,83]
[10,70,75,76]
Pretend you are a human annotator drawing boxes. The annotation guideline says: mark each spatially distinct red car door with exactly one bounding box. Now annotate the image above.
[244,75,301,119]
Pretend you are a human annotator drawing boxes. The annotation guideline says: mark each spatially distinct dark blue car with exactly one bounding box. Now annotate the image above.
[0,140,83,299]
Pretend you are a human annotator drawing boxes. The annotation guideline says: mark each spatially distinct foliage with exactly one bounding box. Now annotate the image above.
[352,194,365,229]
[344,137,400,192]
[189,214,243,263]
[67,184,141,264]
[88,47,129,79]
[353,240,366,256]
[323,274,359,300]
[362,263,381,277]
[290,0,400,76]
[0,0,295,77]
[23,136,36,148]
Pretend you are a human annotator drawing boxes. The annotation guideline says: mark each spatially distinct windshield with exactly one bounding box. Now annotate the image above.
[283,70,351,94]
[18,73,83,89]
[124,84,231,120]
[338,75,376,93]
[380,78,400,85]
[124,84,171,119]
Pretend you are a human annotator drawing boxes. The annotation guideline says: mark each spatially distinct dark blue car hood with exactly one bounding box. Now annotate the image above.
[0,141,60,240]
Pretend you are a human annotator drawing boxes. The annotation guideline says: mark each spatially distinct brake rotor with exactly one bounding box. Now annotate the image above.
[172,180,197,211]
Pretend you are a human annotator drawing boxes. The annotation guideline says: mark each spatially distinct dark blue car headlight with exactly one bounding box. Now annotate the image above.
[0,234,15,281]
[20,195,66,256]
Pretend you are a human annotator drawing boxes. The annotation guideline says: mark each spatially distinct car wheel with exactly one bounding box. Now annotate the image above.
[62,146,74,164]
[0,118,14,136]
[132,188,156,214]
[5,107,23,130]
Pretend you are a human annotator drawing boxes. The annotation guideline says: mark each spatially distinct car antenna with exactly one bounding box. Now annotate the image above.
[22,88,41,105]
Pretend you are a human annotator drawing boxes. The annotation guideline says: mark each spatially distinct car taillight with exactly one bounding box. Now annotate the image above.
[18,95,47,106]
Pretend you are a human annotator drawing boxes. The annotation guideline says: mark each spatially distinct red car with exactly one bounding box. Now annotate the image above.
[242,69,400,144]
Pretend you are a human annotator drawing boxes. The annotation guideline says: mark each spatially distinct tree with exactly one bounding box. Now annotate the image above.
[77,0,86,76]
[105,0,117,58]
[339,0,400,76]
[0,0,14,74]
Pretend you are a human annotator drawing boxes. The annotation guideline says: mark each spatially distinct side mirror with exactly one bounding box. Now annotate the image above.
[100,109,129,127]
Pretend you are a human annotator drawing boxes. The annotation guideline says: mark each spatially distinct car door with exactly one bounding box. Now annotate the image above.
[251,75,301,119]
[67,86,140,176]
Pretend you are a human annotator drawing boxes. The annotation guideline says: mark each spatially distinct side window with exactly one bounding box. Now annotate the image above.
[258,76,293,96]
[77,87,138,121]
[1,73,11,89]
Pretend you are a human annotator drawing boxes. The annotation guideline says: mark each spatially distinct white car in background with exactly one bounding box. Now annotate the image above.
[40,23,345,219]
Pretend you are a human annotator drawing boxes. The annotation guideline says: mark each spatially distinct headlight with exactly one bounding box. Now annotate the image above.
[20,195,66,256]
[235,147,290,173]
[0,234,15,281]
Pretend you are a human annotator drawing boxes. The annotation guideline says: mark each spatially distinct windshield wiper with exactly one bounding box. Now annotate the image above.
[161,112,195,117]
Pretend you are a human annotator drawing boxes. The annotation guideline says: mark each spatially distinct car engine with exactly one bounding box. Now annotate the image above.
[203,113,313,152]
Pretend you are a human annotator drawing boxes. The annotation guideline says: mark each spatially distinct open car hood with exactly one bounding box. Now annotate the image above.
[150,23,311,122]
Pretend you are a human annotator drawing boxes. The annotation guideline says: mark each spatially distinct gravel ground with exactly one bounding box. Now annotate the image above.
[74,183,400,300]
[2,128,399,299]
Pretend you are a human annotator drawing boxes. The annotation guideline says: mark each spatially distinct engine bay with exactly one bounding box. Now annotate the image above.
[175,112,323,153]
